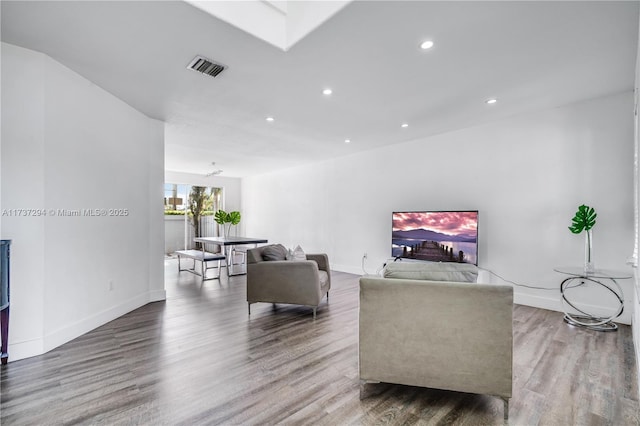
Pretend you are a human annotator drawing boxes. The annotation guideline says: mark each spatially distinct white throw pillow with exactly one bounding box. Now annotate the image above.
[290,245,306,261]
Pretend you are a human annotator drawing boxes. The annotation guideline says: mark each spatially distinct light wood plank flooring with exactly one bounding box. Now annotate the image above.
[1,259,638,425]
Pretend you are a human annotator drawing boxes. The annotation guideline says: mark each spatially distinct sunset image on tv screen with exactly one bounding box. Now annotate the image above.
[392,211,478,265]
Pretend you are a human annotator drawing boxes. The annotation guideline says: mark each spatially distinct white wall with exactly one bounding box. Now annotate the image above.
[243,91,635,324]
[633,12,640,396]
[1,43,165,361]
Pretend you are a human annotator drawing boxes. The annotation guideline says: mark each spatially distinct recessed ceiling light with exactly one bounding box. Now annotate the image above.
[322,88,333,95]
[420,40,434,50]
[266,116,275,122]
[401,123,409,128]
[345,139,351,144]
[486,98,497,105]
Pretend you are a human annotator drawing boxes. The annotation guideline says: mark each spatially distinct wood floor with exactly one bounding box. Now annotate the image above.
[1,259,638,425]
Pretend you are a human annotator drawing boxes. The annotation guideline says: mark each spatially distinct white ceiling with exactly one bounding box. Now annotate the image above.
[2,1,638,178]
[184,0,352,51]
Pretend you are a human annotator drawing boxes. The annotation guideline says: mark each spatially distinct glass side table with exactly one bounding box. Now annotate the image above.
[554,267,631,332]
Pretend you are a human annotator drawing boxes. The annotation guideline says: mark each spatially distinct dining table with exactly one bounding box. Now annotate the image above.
[194,236,268,276]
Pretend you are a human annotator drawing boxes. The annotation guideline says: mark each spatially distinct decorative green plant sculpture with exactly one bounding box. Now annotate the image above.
[568,204,597,234]
[214,209,241,237]
[568,204,597,272]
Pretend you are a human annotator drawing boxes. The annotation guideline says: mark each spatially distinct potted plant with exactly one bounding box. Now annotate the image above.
[568,204,597,273]
[214,209,241,238]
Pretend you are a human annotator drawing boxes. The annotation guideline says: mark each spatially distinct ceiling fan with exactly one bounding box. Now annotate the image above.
[204,162,223,177]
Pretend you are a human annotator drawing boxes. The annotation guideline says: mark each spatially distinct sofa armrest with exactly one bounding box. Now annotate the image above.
[305,253,330,272]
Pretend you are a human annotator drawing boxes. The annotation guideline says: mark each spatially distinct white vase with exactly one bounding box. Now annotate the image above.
[584,229,595,274]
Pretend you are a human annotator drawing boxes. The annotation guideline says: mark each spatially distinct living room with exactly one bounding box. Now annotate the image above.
[1,1,639,424]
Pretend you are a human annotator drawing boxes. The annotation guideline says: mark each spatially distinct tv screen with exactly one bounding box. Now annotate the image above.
[392,210,478,265]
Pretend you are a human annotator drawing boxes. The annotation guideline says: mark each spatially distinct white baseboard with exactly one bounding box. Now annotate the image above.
[43,292,151,353]
[514,290,631,325]
[513,291,562,313]
[148,289,167,302]
[332,263,365,276]
[7,290,162,363]
[5,338,44,363]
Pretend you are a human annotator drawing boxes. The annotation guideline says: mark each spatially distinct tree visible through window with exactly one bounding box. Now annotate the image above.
[189,186,214,249]
[164,183,222,252]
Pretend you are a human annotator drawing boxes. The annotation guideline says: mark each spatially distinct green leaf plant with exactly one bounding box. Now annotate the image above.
[569,204,597,271]
[568,204,597,234]
[214,209,242,237]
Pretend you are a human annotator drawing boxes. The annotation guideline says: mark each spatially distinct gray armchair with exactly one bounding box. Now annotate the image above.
[246,245,331,318]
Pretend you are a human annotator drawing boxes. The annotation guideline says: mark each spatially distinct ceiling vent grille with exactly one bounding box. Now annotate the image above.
[187,55,225,78]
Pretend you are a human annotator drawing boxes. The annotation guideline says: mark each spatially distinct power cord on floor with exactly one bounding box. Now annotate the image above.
[361,254,385,276]
[485,268,559,291]
[361,254,370,275]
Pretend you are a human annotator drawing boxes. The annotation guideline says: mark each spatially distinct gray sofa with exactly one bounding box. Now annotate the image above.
[246,245,331,318]
[359,262,513,419]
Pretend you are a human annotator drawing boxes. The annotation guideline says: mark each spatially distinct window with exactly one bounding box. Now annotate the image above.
[164,184,223,254]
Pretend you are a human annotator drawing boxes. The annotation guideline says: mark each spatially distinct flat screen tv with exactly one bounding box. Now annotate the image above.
[392,210,478,265]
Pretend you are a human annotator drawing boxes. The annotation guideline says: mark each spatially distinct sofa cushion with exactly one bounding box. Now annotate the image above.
[261,244,288,261]
[383,261,478,283]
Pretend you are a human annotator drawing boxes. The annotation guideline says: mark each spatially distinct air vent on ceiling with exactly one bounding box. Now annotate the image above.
[187,55,225,78]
